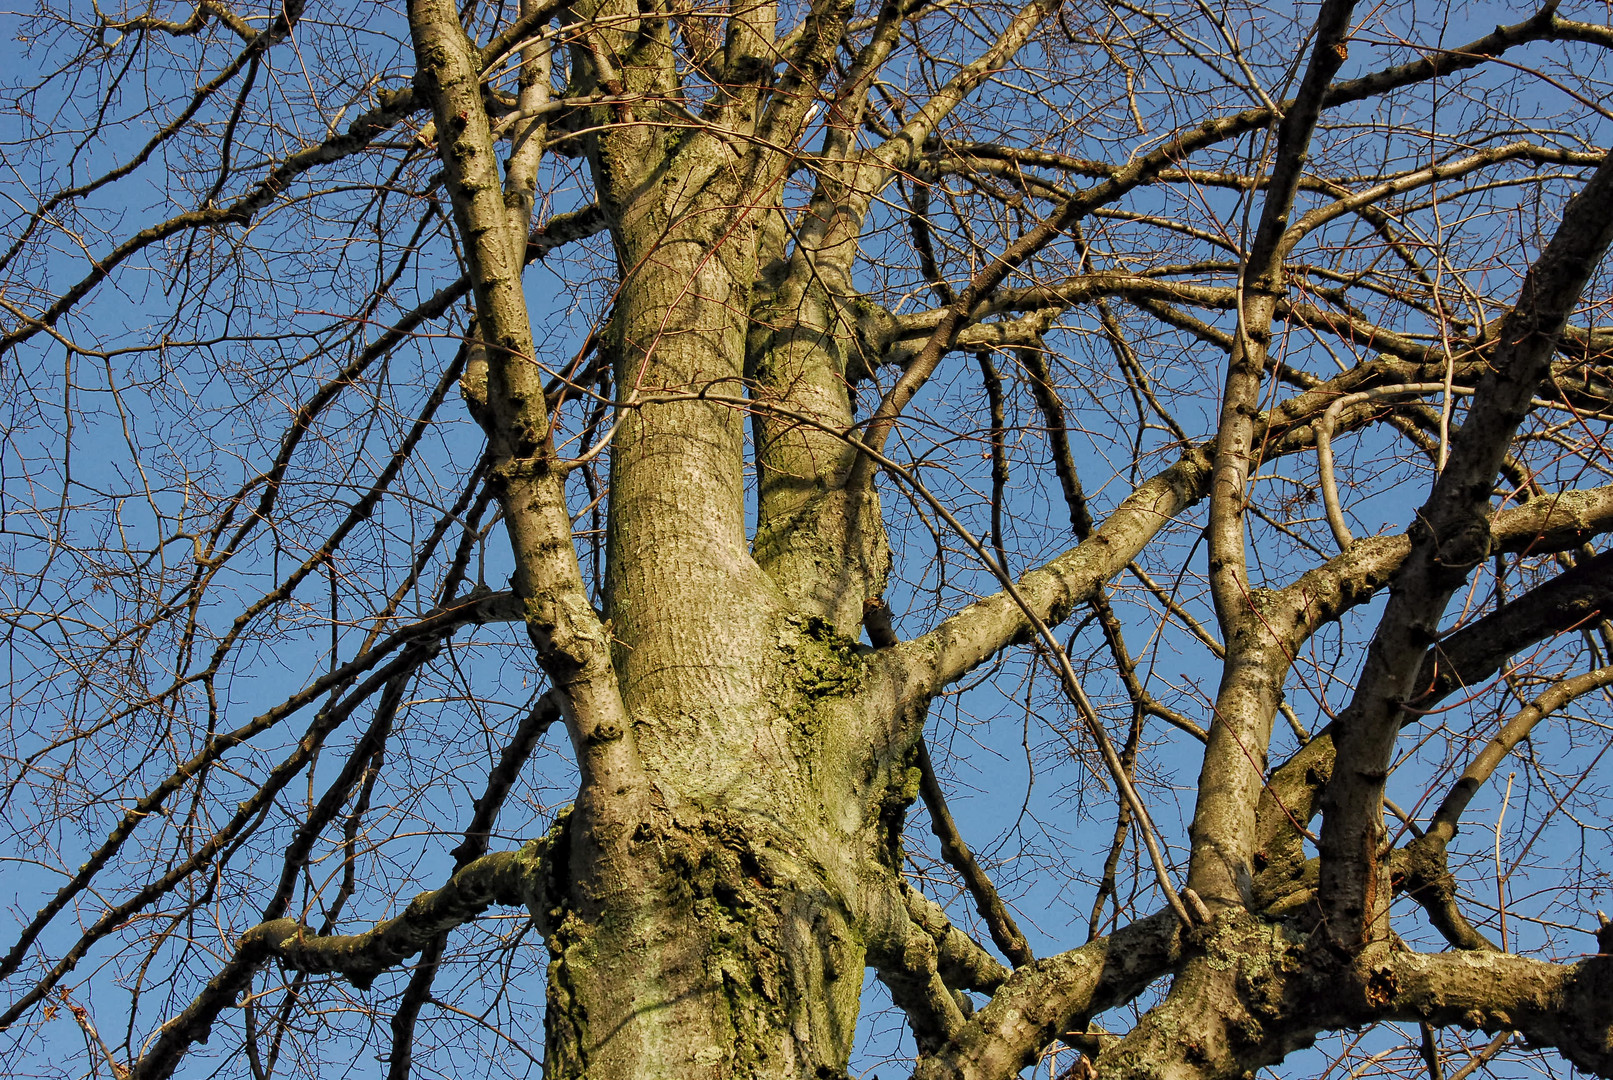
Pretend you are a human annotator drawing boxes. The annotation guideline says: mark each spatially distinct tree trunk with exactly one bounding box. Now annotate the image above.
[529,107,918,1072]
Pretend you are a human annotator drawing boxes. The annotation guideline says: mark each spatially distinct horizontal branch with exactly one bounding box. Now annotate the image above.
[1374,951,1613,1076]
[886,275,1451,370]
[929,141,1600,194]
[128,844,546,1080]
[266,846,543,987]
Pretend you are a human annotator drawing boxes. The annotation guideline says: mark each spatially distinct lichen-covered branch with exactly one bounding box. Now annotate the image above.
[914,911,1182,1080]
[1374,952,1613,1075]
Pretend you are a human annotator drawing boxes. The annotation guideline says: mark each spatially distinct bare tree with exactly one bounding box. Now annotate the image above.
[2,0,1613,1078]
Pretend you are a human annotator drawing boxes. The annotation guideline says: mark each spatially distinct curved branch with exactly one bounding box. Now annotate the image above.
[914,910,1182,1080]
[1427,662,1613,840]
[1,16,602,363]
[1315,384,1476,551]
[128,844,546,1080]
[1393,834,1499,952]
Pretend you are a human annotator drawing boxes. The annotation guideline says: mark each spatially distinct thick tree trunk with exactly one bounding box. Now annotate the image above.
[540,801,868,1079]
[529,128,916,1072]
[537,612,918,1079]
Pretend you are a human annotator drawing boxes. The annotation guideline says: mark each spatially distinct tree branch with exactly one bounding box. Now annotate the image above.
[1317,146,1613,952]
[1412,548,1613,708]
[410,0,636,779]
[128,845,546,1080]
[914,911,1182,1080]
[1250,494,1613,908]
[1374,951,1613,1076]
[898,445,1214,696]
[917,740,1034,967]
[387,690,563,1079]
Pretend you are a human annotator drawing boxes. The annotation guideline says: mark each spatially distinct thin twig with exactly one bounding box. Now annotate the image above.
[1315,383,1475,550]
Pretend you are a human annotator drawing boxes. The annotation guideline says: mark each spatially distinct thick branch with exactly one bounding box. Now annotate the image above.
[1413,548,1613,707]
[902,884,1014,995]
[411,0,635,776]
[1374,952,1613,1076]
[914,911,1182,1080]
[1251,495,1613,917]
[897,445,1214,697]
[1317,147,1613,951]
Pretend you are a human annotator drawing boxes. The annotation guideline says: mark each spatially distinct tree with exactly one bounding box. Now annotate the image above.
[2,0,1613,1077]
